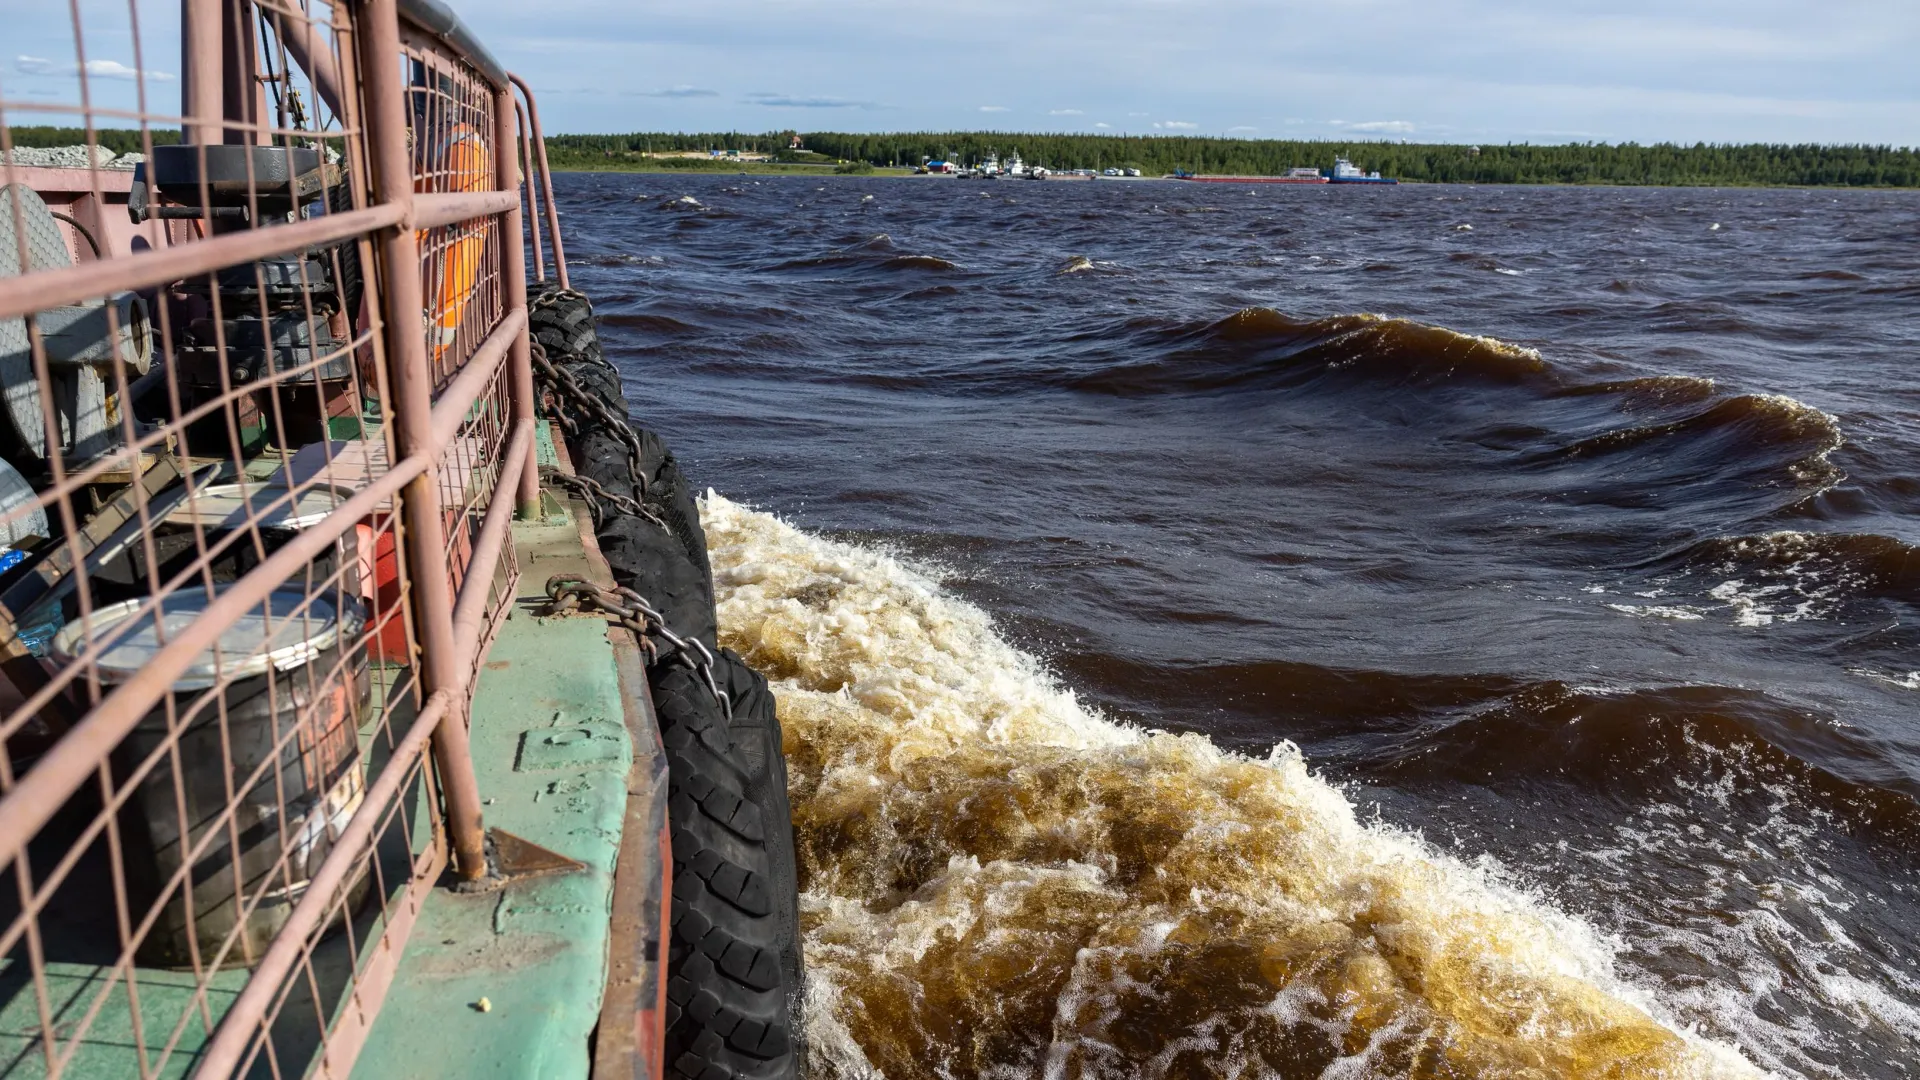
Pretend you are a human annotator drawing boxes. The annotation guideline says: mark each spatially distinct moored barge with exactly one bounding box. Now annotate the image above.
[1175,167,1330,184]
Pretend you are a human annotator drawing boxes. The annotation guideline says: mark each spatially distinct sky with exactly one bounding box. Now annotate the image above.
[5,0,1918,144]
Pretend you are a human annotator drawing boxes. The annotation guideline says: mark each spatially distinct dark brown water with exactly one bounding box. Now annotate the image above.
[556,173,1920,1078]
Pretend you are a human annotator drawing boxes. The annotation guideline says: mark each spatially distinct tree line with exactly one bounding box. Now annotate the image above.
[545,130,1920,187]
[13,126,1916,187]
[7,126,181,155]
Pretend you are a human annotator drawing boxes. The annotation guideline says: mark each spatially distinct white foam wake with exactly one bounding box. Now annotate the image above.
[701,492,1770,1079]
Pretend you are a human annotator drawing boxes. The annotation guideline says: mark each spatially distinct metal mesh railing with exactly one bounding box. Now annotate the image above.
[0,0,543,1074]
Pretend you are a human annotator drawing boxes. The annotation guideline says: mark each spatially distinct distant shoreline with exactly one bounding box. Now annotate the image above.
[8,127,1911,188]
[546,163,1920,190]
[545,131,1920,189]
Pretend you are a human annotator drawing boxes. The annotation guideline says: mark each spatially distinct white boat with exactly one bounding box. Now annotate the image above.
[1329,157,1398,184]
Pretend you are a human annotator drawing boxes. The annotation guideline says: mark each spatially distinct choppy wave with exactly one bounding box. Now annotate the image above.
[1538,395,1840,468]
[1035,309,1839,492]
[1611,530,1920,627]
[1069,309,1552,396]
[1672,531,1920,596]
[701,493,1767,1080]
[1054,309,1843,497]
[1365,680,1918,829]
[766,234,961,274]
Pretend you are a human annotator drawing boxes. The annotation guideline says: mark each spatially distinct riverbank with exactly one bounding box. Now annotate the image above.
[549,159,915,176]
[547,131,1920,188]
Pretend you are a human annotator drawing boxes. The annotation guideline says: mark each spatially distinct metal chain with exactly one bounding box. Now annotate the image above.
[547,471,669,532]
[529,340,654,515]
[545,575,731,721]
[532,285,594,314]
[530,304,730,719]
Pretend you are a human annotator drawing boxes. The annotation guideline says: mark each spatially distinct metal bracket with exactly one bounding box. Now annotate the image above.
[449,827,586,893]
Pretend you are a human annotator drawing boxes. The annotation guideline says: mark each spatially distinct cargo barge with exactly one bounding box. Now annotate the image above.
[0,0,803,1077]
[1175,167,1330,184]
[1175,159,1399,184]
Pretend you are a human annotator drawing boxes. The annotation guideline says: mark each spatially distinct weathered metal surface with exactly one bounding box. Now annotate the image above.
[350,486,638,1079]
[585,483,671,1080]
[487,829,588,882]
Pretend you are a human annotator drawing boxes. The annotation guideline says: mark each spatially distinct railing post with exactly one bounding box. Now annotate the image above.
[356,0,489,881]
[508,74,568,290]
[495,83,542,520]
[180,0,223,143]
[516,97,546,283]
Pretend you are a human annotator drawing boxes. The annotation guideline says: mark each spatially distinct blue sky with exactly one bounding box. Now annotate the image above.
[7,0,1917,144]
[464,0,1920,142]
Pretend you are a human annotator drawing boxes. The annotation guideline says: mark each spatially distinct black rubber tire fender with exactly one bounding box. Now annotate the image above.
[597,513,717,654]
[656,660,805,1080]
[560,356,628,419]
[576,426,712,587]
[530,285,605,365]
[715,650,803,1038]
[531,285,628,418]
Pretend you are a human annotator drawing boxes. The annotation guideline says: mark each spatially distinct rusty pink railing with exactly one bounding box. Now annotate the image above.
[0,0,559,1073]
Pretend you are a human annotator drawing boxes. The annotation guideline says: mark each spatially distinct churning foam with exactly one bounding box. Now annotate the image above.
[701,493,1769,1079]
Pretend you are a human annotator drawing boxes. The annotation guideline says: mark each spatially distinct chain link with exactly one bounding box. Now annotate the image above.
[547,470,669,532]
[531,301,729,719]
[530,340,648,487]
[545,575,731,720]
[531,341,667,533]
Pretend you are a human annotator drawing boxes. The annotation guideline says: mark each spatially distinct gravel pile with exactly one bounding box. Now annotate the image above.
[1,145,142,170]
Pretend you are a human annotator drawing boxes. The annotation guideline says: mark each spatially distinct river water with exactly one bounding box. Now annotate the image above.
[553,172,1920,1079]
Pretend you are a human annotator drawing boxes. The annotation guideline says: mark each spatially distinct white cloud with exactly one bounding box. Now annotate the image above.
[87,60,169,81]
[630,84,719,98]
[1154,120,1198,129]
[1093,122,1112,129]
[1229,125,1258,132]
[15,55,172,81]
[1346,119,1416,133]
[1048,108,1084,116]
[979,105,1010,112]
[439,0,1920,144]
[745,92,876,109]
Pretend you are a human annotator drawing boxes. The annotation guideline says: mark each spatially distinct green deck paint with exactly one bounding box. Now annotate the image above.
[352,501,633,1078]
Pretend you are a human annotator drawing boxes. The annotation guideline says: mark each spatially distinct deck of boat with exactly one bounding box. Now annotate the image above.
[0,421,665,1079]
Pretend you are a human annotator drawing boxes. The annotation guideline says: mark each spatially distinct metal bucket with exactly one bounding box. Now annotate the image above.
[49,587,370,967]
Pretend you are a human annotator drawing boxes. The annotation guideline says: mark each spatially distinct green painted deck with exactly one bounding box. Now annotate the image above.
[0,967,245,1079]
[350,496,637,1078]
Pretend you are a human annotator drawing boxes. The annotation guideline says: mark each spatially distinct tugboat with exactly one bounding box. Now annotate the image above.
[1328,156,1400,184]
[0,1,802,1078]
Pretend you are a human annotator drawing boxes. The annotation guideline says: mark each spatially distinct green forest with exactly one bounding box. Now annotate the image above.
[545,131,1920,187]
[12,126,1916,187]
[6,126,181,154]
